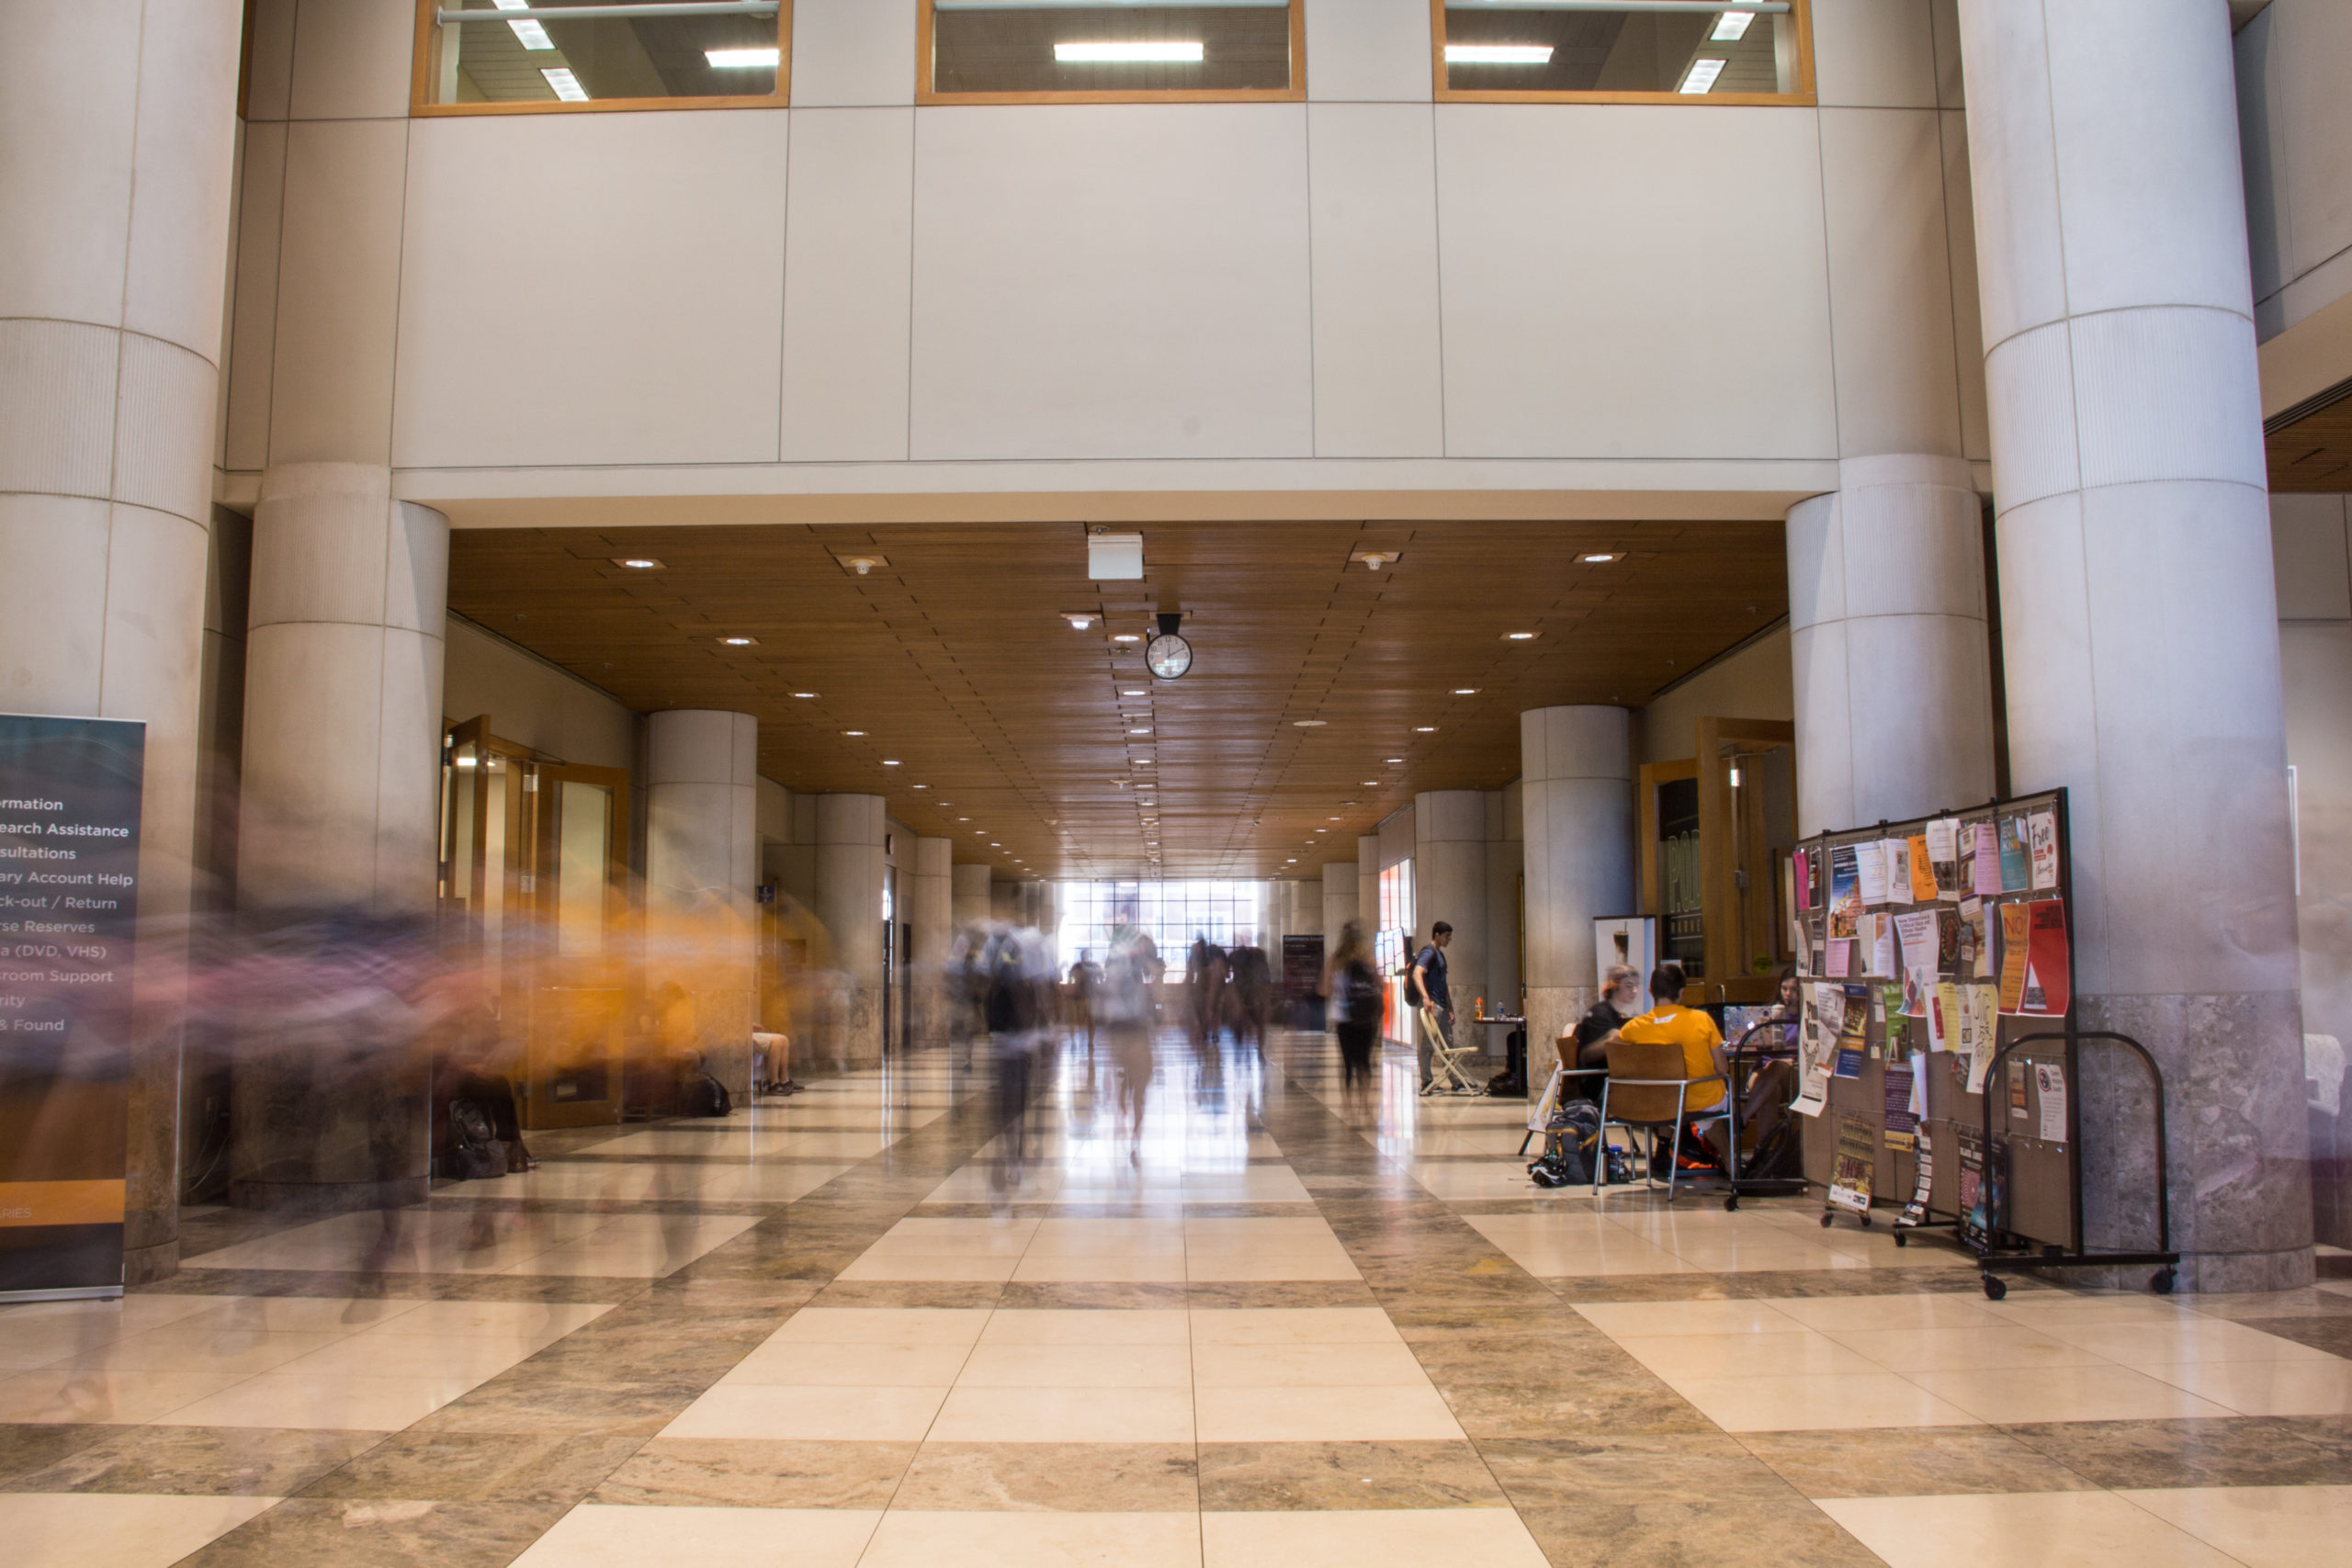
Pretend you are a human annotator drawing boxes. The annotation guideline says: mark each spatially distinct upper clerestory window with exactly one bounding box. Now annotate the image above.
[413,0,791,113]
[920,0,1305,104]
[1433,0,1815,104]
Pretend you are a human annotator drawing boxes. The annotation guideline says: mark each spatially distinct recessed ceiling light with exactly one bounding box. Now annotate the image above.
[1453,688,1477,695]
[613,557,663,570]
[1134,759,1154,766]
[1057,40,1203,62]
[1121,689,1148,696]
[792,692,818,699]
[958,818,970,822]
[1294,719,1326,728]
[541,65,587,100]
[844,730,865,737]
[1065,613,1097,629]
[1329,817,1341,821]
[1505,631,1538,641]
[1363,781,1379,786]
[912,784,927,790]
[1679,57,1727,93]
[1581,552,1620,564]
[882,760,899,767]
[1110,633,1141,644]
[1446,43,1554,65]
[1712,11,1755,42]
[718,636,756,647]
[1129,728,1151,736]
[835,555,886,576]
[707,46,780,67]
[1415,727,1436,733]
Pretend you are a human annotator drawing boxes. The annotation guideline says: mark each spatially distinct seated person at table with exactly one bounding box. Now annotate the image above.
[1590,964,1728,1169]
[1572,964,1643,1071]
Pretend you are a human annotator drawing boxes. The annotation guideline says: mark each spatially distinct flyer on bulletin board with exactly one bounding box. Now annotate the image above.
[1927,818,1962,900]
[1997,902,2031,1013]
[1884,837,1911,901]
[1829,845,1860,935]
[1828,1117,1877,1213]
[2028,810,2059,890]
[1894,909,1939,1014]
[1998,814,2031,892]
[1834,984,1870,1077]
[1971,822,2003,896]
[1793,985,1837,1116]
[1855,840,1890,907]
[2021,898,2071,1015]
[1907,832,1938,902]
[1883,1062,1918,1150]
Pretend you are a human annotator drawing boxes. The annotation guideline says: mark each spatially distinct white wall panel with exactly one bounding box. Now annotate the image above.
[287,0,416,121]
[791,0,916,107]
[270,118,407,465]
[1307,104,1442,457]
[1435,106,1836,460]
[910,106,1313,460]
[1305,0,1431,103]
[1818,107,1962,457]
[1810,0,1938,109]
[782,109,914,461]
[393,111,789,469]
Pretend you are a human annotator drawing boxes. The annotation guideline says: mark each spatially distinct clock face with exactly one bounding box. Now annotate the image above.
[1145,632,1193,680]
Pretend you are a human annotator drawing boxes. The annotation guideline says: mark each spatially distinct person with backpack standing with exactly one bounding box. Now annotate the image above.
[1409,921,1454,1093]
[1321,921,1381,1104]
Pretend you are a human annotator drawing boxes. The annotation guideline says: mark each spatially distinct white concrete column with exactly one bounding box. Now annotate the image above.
[0,0,243,1279]
[1486,785,1524,1010]
[1356,834,1381,931]
[1320,861,1360,942]
[1787,454,1997,835]
[911,836,954,1043]
[1959,0,2308,1289]
[1414,791,1488,1023]
[1521,706,1635,1056]
[952,862,991,930]
[646,710,758,1092]
[239,466,448,913]
[815,793,886,1065]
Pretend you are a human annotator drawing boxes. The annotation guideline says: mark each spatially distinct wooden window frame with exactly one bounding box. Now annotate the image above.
[411,0,792,117]
[1430,0,1815,107]
[917,0,1306,107]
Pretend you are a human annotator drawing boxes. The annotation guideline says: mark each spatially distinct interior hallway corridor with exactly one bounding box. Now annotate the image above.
[2,1030,2346,1568]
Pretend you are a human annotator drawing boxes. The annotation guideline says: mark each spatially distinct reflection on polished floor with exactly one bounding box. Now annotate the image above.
[3,1032,2347,1567]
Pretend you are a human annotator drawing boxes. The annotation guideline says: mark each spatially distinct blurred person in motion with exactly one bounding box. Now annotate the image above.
[1098,922,1158,1155]
[1320,920,1381,1107]
[1068,947,1102,1055]
[984,923,1053,1193]
[1228,937,1272,1059]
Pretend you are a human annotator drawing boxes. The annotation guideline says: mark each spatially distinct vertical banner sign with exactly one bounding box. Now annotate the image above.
[0,716,143,1298]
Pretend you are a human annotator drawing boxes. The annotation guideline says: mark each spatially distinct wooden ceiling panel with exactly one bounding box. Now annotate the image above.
[446,519,1787,877]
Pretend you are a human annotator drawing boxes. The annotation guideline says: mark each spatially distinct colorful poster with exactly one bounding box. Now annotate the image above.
[2022,897,2071,1016]
[1957,1125,1997,1249]
[2028,809,2059,891]
[1898,1137,1934,1228]
[1806,847,1825,909]
[1792,847,1811,913]
[1879,987,1908,1055]
[1883,1062,1918,1150]
[1826,937,1851,977]
[2035,1062,2069,1143]
[1828,1116,1876,1213]
[1962,984,1999,1093]
[1834,983,1870,1077]
[1793,984,1837,1116]
[1884,838,1912,903]
[1959,897,1990,977]
[1868,913,1896,978]
[1855,840,1891,907]
[1927,818,1962,901]
[1828,845,1860,936]
[1894,909,1939,1015]
[1997,902,2031,1014]
[2008,1057,2030,1121]
[1970,821,2003,896]
[1998,813,2031,892]
[1928,982,1957,1054]
[1907,832,1938,902]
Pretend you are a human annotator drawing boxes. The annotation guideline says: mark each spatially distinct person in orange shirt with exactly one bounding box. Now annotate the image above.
[1591,964,1729,1169]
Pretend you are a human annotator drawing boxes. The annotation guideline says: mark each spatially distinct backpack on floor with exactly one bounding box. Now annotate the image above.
[1529,1098,1601,1188]
[447,1097,506,1181]
[680,1071,731,1119]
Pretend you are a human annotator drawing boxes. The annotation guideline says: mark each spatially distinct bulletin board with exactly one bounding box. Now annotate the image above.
[1788,789,2079,1253]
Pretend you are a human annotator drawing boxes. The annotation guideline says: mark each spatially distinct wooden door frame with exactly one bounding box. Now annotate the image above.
[1696,717,1795,1004]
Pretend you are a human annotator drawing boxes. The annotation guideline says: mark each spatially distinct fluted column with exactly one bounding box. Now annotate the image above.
[1320,861,1360,943]
[1959,0,2308,1289]
[911,836,953,1043]
[1520,706,1634,1056]
[1414,791,1488,1024]
[815,794,886,1066]
[646,710,758,1093]
[952,862,991,930]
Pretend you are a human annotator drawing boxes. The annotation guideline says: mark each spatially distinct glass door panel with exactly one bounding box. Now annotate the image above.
[516,762,632,1130]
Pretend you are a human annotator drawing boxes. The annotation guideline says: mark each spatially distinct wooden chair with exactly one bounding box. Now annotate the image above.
[1595,1037,1728,1201]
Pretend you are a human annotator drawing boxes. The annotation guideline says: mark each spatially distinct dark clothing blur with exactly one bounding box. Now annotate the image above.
[1573,998,1628,1070]
[1413,943,1450,1010]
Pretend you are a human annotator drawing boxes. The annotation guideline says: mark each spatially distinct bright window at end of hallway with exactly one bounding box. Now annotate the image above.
[921,0,1304,104]
[1434,0,1814,104]
[413,0,791,113]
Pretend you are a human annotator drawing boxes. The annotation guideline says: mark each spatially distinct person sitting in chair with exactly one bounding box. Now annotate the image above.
[1589,964,1728,1171]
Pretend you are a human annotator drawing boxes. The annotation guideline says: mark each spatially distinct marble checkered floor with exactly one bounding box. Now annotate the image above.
[2,1031,2346,1567]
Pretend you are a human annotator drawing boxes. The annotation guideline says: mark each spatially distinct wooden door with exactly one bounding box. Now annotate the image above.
[514,762,633,1129]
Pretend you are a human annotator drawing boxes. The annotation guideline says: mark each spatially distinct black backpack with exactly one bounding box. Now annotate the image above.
[1340,961,1383,1024]
[447,1098,506,1180]
[680,1071,731,1119]
[1529,1098,1602,1188]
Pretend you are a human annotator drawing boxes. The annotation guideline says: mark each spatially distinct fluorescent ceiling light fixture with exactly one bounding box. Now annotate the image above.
[911,784,927,790]
[492,0,552,50]
[1056,40,1204,63]
[1679,57,1726,93]
[1111,633,1142,643]
[613,556,662,570]
[1387,758,1404,764]
[1294,719,1326,728]
[1363,781,1379,786]
[1582,552,1620,563]
[882,760,900,767]
[1712,11,1755,42]
[1505,631,1539,640]
[1065,614,1097,629]
[1129,728,1151,736]
[718,636,756,647]
[1453,688,1477,695]
[1121,689,1148,696]
[541,66,588,101]
[1446,44,1553,65]
[792,692,817,699]
[1134,759,1154,765]
[843,730,865,738]
[1415,726,1436,733]
[707,47,780,67]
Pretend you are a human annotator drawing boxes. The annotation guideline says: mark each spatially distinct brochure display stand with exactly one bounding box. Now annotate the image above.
[1787,787,2178,1299]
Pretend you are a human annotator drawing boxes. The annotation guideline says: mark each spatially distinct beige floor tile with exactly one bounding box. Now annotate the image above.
[768,1308,991,1347]
[978,1309,1193,1347]
[725,1342,975,1387]
[956,1343,1193,1388]
[2142,1358,2352,1416]
[1202,1506,1549,1567]
[1573,1299,1804,1337]
[1185,1252,1362,1283]
[1191,1340,1432,1388]
[0,1293,237,1335]
[1193,1382,1464,1442]
[509,1505,881,1568]
[1905,1363,2240,1424]
[691,1164,854,1202]
[885,1217,1043,1250]
[1820,1490,2243,1568]
[1011,1253,1191,1283]
[51,1325,351,1376]
[1668,1371,1984,1432]
[0,1491,280,1568]
[1612,1329,1884,1381]
[2119,1484,2352,1567]
[1765,1293,2005,1332]
[1023,1218,1187,1254]
[367,1299,614,1337]
[2034,1317,2344,1367]
[1190,1307,1403,1345]
[660,1382,950,1441]
[1983,1293,2199,1326]
[928,1383,1196,1442]
[0,1370,253,1424]
[1405,1163,1559,1201]
[153,1371,484,1430]
[1823,1325,2109,1373]
[266,1332,549,1382]
[162,1295,423,1335]
[857,1509,1200,1568]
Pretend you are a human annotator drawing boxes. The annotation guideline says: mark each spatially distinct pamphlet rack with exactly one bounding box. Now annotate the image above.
[1717,1017,1811,1209]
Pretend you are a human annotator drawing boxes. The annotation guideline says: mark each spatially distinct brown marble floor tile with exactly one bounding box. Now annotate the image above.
[1714,1269,1979,1299]
[1515,1495,1883,1567]
[424,1275,646,1304]
[175,1496,571,1568]
[1435,1375,1714,1438]
[405,1377,707,1438]
[641,1277,821,1309]
[806,1280,1006,1308]
[0,1423,125,1484]
[2222,1313,2352,1357]
[1737,1427,2101,1498]
[1474,1434,1785,1507]
[1185,1280,1381,1309]
[1196,1439,1505,1510]
[892,1442,1198,1511]
[1408,1334,1620,1387]
[4,1425,382,1497]
[298,1431,643,1505]
[1542,1276,1740,1303]
[1385,1302,1588,1338]
[2001,1415,2352,1489]
[593,1438,914,1508]
[998,1281,1192,1311]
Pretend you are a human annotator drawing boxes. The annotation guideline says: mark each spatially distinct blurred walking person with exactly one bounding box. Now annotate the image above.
[1321,920,1381,1108]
